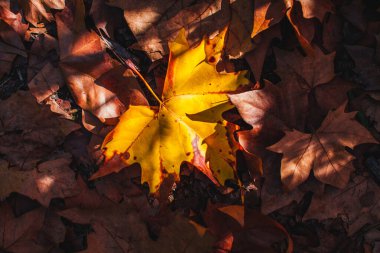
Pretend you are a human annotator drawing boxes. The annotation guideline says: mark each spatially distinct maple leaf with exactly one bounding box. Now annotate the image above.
[268,103,378,190]
[92,29,249,192]
[274,46,335,129]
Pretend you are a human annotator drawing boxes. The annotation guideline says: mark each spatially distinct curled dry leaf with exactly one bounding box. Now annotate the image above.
[92,30,249,192]
[268,103,378,190]
[297,0,334,22]
[17,0,65,26]
[0,4,28,37]
[57,1,145,122]
[0,154,79,206]
[251,0,285,38]
[0,91,80,169]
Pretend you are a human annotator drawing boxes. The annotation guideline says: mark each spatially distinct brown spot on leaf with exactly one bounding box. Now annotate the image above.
[208,56,216,63]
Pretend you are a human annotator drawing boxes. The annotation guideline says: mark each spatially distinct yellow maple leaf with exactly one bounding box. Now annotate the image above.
[91,29,249,192]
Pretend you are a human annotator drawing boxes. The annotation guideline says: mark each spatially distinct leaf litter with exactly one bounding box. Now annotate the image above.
[0,0,379,252]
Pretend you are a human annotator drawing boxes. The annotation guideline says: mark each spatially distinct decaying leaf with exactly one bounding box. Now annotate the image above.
[92,30,249,192]
[268,103,378,190]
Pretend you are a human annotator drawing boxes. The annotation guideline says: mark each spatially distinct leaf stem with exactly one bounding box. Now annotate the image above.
[129,63,163,105]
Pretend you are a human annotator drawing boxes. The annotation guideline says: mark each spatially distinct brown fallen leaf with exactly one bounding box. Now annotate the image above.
[246,24,281,81]
[251,0,285,38]
[297,0,334,22]
[140,214,216,253]
[351,92,380,132]
[0,154,80,206]
[321,14,343,53]
[59,204,151,252]
[57,1,145,122]
[0,21,26,78]
[274,46,335,130]
[0,202,46,253]
[0,91,80,169]
[230,77,354,155]
[27,33,58,81]
[107,0,253,60]
[303,175,380,235]
[229,80,286,149]
[345,45,380,91]
[89,0,126,39]
[18,0,65,26]
[268,103,378,190]
[203,204,293,253]
[28,62,64,103]
[285,0,315,55]
[314,77,356,113]
[0,4,28,37]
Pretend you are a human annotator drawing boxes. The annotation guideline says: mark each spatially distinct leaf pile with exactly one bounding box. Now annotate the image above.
[0,0,379,252]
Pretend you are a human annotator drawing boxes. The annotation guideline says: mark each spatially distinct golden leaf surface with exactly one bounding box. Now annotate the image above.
[92,29,249,192]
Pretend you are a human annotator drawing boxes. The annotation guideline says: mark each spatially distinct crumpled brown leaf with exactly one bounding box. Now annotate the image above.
[57,1,146,122]
[0,91,80,169]
[17,0,65,26]
[0,4,28,37]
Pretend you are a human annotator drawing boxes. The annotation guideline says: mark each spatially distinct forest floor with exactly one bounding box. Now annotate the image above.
[0,0,380,253]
